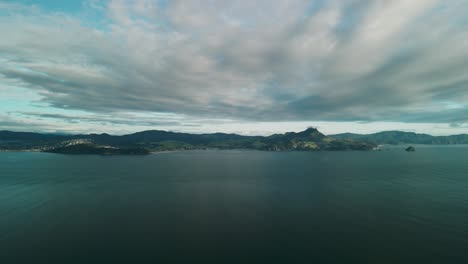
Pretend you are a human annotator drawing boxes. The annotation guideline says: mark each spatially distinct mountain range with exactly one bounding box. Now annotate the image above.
[331,131,468,145]
[3,128,467,155]
[0,128,375,154]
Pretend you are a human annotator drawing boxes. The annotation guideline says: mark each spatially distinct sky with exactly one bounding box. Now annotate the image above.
[1,0,468,136]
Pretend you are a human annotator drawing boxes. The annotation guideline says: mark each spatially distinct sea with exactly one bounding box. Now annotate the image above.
[1,147,468,263]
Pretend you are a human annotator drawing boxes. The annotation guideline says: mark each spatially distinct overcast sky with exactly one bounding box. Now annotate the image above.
[1,0,468,135]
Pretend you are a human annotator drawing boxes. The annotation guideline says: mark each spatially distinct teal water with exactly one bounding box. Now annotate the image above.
[1,148,468,263]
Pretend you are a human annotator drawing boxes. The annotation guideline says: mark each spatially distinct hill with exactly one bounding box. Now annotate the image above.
[331,131,468,145]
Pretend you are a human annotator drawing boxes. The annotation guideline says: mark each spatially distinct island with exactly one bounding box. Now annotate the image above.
[405,146,416,152]
[45,143,150,155]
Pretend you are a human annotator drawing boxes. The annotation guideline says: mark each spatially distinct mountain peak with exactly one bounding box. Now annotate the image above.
[295,127,325,139]
[304,127,320,133]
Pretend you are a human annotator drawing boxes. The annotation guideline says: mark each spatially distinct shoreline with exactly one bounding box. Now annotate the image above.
[3,144,468,156]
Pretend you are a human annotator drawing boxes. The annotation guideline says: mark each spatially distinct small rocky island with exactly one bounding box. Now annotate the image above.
[405,146,416,152]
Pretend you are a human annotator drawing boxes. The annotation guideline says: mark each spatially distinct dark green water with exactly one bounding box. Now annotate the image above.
[1,148,468,263]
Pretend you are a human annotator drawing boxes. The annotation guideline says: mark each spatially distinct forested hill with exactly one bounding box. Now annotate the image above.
[331,131,468,145]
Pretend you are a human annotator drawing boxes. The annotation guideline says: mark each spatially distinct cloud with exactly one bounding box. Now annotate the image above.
[1,0,468,127]
[16,112,183,126]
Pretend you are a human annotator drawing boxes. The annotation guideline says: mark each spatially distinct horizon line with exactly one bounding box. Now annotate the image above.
[2,128,468,138]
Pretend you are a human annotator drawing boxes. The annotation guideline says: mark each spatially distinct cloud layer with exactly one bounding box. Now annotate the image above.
[1,0,468,133]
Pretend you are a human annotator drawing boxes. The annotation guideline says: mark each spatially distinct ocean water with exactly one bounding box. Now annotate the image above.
[1,148,468,263]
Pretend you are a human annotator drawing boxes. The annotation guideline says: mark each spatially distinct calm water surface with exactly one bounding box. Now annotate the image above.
[1,148,468,263]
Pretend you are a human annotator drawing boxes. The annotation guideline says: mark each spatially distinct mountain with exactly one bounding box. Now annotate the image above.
[258,128,375,151]
[331,131,468,145]
[0,128,375,154]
